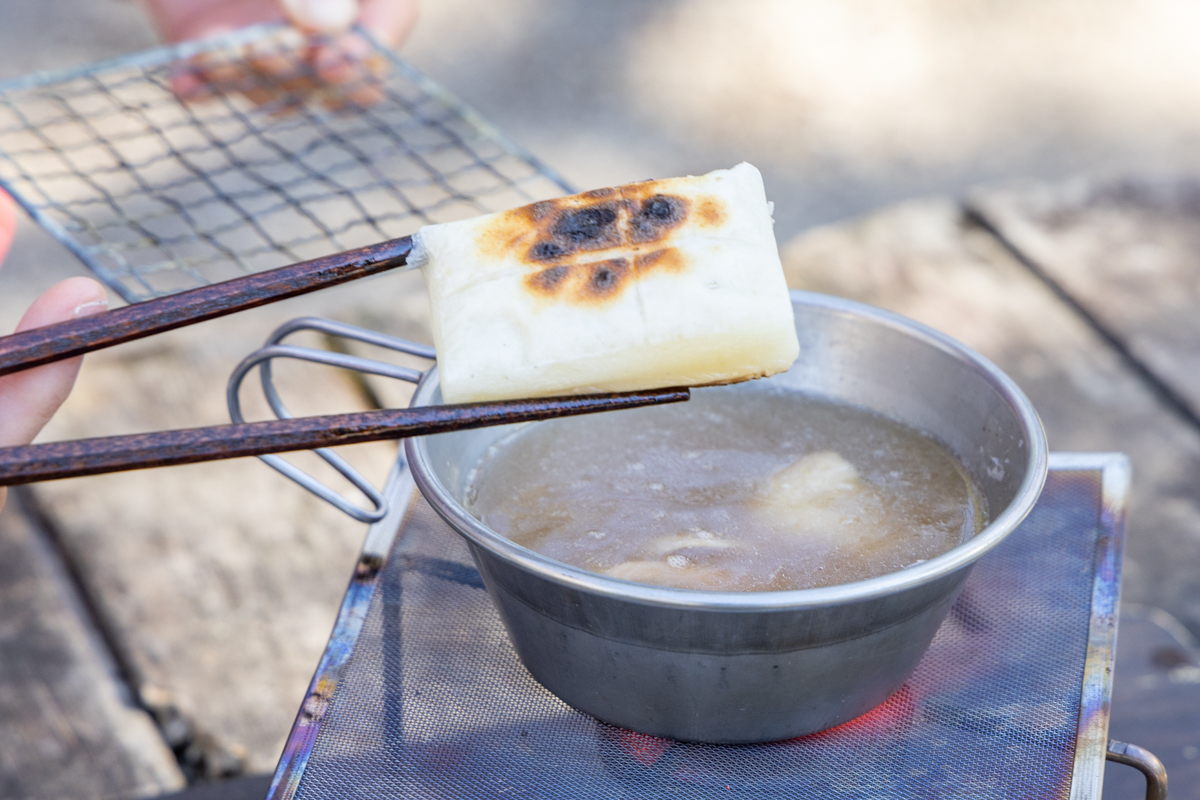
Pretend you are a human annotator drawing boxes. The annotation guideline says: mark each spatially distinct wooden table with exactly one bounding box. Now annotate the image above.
[2,175,1199,798]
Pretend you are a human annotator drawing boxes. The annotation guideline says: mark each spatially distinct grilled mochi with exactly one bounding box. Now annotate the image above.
[409,162,800,404]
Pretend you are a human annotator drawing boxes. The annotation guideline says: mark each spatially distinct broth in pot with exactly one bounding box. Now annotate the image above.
[465,388,986,592]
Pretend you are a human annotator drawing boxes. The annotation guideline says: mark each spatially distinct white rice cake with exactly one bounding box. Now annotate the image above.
[409,162,800,404]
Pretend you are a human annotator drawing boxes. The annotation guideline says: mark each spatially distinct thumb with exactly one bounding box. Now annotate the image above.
[357,0,419,48]
[0,277,109,449]
[279,0,360,35]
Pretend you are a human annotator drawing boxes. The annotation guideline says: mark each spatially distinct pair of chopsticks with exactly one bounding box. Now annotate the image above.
[0,238,689,486]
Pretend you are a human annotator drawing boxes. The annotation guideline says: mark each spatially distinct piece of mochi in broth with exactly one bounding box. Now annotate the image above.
[409,162,800,404]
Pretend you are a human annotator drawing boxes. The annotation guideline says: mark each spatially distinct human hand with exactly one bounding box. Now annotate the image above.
[0,193,108,513]
[144,0,419,109]
[145,0,418,47]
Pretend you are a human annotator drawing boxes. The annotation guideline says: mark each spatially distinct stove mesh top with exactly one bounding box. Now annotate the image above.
[276,458,1124,799]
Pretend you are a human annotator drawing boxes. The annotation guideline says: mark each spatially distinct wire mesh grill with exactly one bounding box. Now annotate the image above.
[278,465,1121,800]
[0,24,571,303]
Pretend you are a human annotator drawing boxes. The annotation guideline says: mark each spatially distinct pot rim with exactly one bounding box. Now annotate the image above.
[405,290,1048,612]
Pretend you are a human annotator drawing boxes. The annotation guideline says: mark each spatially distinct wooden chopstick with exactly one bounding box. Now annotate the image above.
[0,388,689,486]
[0,236,413,378]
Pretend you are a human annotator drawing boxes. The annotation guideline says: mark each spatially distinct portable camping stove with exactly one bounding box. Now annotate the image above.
[267,453,1154,799]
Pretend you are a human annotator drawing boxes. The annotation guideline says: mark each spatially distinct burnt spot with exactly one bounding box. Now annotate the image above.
[525,203,621,262]
[695,197,727,227]
[529,240,570,262]
[634,248,686,274]
[485,182,715,268]
[354,554,385,582]
[580,258,630,300]
[476,207,539,261]
[553,205,619,244]
[525,201,555,222]
[643,195,679,220]
[630,194,687,243]
[526,264,573,295]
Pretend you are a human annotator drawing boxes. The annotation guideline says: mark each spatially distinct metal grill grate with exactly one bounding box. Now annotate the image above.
[272,457,1126,800]
[0,24,571,303]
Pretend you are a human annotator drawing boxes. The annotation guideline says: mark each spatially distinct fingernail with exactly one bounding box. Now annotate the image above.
[280,0,358,34]
[73,298,108,318]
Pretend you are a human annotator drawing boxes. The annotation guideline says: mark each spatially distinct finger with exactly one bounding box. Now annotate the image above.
[196,49,251,88]
[311,34,386,108]
[0,192,16,510]
[247,30,321,108]
[357,0,419,48]
[0,277,109,449]
[247,31,304,84]
[280,0,359,36]
[187,49,288,110]
[147,0,287,43]
[0,190,16,267]
[169,66,214,102]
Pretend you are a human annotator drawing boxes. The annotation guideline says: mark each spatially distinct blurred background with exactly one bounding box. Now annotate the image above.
[5,0,1200,307]
[1,1,1199,798]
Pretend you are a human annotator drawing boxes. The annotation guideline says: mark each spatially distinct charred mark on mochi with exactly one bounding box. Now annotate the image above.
[525,201,555,222]
[526,203,620,262]
[529,240,569,261]
[526,264,572,295]
[643,195,678,220]
[581,258,631,300]
[501,184,725,268]
[523,258,633,302]
[554,205,620,245]
[634,247,686,274]
[696,197,727,227]
[629,194,687,243]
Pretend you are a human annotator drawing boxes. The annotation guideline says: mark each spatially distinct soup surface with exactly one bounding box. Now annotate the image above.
[466,389,985,591]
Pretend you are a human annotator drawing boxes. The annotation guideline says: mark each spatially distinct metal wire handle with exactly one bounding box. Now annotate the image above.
[1106,740,1168,800]
[228,316,435,522]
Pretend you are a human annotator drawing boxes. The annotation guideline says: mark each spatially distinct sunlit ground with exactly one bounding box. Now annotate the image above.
[2,0,1199,297]
[406,0,1200,236]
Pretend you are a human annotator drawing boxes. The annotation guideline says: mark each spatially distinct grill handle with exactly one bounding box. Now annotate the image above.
[1107,739,1168,800]
[228,316,438,523]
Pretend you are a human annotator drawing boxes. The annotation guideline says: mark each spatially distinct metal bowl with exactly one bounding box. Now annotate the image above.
[404,291,1048,743]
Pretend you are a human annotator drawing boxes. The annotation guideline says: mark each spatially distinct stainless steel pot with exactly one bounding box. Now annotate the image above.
[405,291,1048,743]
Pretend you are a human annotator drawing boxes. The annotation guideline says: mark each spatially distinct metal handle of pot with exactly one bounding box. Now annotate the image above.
[1106,739,1168,800]
[227,316,435,523]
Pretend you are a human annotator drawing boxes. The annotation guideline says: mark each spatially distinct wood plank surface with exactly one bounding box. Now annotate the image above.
[969,177,1200,422]
[0,495,184,799]
[23,272,428,777]
[780,197,1200,641]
